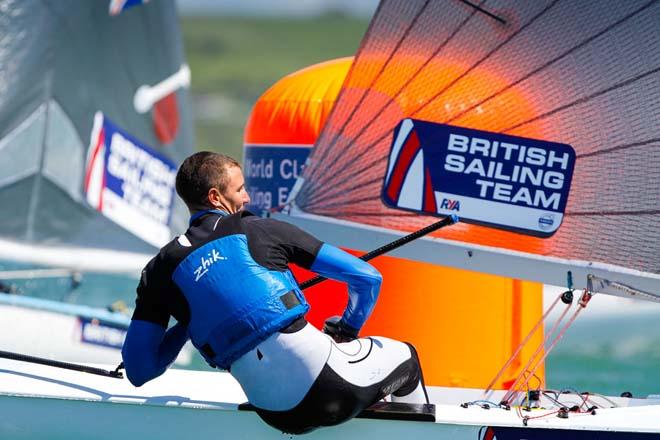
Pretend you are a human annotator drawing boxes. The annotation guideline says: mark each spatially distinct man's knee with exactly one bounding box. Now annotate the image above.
[391,342,423,397]
[404,342,422,368]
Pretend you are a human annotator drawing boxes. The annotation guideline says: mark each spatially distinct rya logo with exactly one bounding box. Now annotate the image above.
[440,198,461,211]
[194,249,227,282]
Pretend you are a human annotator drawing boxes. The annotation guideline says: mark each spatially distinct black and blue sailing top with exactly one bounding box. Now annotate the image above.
[122,210,382,386]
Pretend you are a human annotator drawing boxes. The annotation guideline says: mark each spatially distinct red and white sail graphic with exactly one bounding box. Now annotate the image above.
[383,119,436,213]
[84,112,107,211]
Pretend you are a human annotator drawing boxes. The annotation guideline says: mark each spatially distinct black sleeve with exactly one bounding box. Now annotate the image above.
[247,218,323,270]
[131,254,172,328]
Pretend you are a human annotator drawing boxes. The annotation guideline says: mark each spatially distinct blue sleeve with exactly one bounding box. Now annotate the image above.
[121,320,189,387]
[310,243,382,332]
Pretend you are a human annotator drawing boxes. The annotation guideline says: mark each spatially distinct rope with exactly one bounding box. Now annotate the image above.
[483,292,563,400]
[503,289,593,404]
[501,294,574,404]
[0,350,124,379]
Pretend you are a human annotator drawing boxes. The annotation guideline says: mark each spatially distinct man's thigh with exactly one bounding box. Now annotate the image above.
[326,336,414,387]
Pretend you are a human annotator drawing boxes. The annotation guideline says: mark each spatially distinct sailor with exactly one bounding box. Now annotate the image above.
[122,152,429,434]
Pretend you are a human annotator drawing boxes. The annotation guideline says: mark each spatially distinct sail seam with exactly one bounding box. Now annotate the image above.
[576,138,660,159]
[502,66,660,133]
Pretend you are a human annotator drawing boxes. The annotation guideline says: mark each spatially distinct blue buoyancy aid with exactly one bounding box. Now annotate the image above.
[172,234,309,369]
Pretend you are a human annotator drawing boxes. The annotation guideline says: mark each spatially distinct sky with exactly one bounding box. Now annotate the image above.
[175,0,379,17]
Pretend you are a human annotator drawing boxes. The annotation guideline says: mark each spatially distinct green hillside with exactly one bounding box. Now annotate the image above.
[180,15,369,161]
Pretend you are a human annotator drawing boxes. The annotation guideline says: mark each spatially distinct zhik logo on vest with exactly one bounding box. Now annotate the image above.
[194,249,227,282]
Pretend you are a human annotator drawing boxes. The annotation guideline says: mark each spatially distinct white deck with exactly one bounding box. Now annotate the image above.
[1,358,659,439]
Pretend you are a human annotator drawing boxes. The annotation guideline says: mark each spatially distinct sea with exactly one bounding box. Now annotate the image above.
[1,260,659,398]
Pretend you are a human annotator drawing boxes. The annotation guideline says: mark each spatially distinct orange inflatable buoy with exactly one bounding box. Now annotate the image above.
[243,58,352,212]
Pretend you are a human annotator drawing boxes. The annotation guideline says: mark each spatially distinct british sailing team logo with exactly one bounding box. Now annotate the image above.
[382,118,575,237]
[84,112,178,247]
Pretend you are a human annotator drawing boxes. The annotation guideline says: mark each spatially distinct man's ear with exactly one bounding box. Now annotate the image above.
[207,187,223,208]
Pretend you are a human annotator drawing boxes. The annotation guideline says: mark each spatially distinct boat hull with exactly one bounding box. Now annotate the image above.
[1,358,658,439]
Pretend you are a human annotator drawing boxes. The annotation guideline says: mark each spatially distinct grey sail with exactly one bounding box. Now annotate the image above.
[0,0,194,262]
